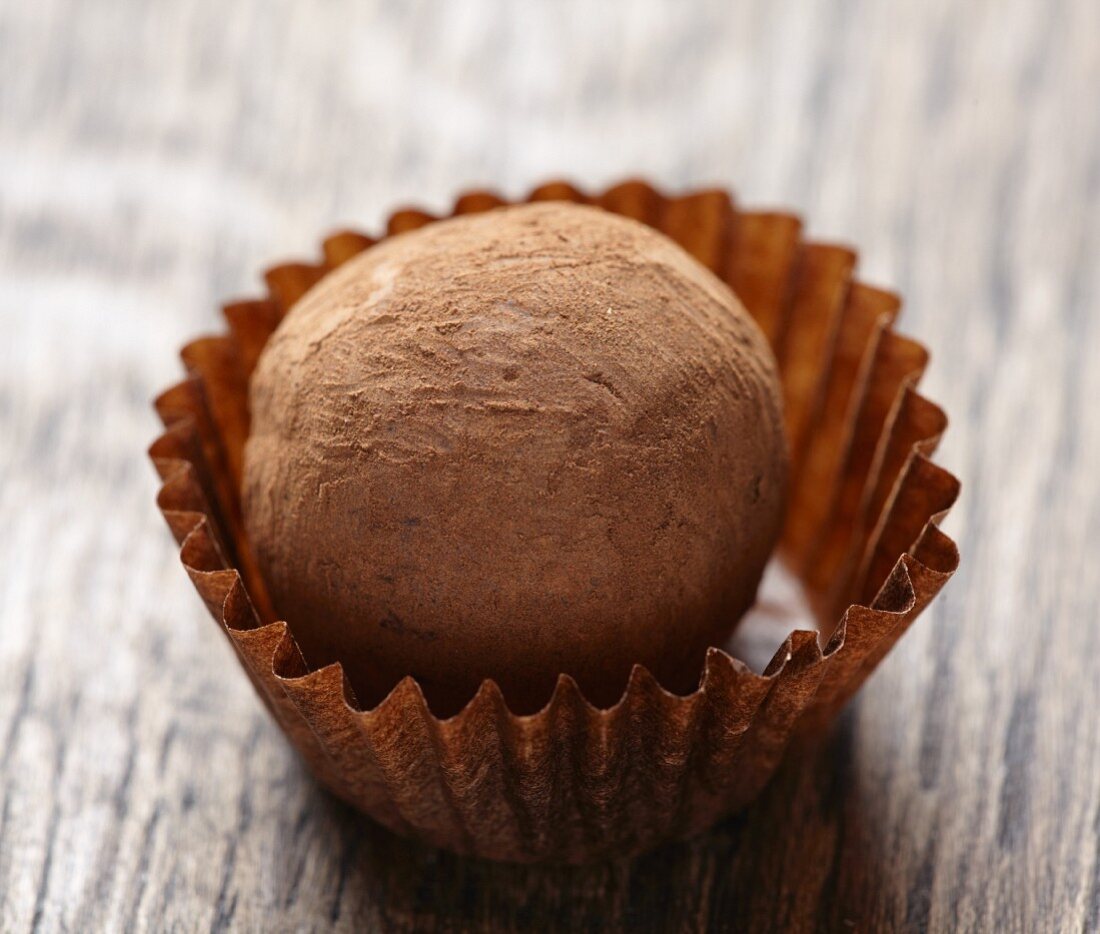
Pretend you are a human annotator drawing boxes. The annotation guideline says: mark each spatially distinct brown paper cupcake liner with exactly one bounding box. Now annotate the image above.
[149,179,959,863]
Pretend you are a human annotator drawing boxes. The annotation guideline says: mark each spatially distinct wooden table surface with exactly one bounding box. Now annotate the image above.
[2,0,1099,930]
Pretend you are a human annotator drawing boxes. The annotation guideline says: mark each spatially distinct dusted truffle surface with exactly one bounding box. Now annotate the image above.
[243,203,787,713]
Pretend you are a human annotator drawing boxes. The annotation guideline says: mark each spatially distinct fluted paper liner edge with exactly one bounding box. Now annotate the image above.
[149,179,959,863]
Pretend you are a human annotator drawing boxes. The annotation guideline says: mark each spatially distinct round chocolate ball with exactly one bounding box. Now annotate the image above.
[243,202,787,713]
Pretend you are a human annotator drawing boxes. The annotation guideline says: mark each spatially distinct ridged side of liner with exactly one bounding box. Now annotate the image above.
[150,179,959,863]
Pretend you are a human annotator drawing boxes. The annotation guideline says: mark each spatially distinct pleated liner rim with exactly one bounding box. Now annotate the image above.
[148,178,960,863]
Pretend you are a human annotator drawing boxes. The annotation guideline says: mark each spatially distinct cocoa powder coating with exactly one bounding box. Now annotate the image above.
[243,203,787,713]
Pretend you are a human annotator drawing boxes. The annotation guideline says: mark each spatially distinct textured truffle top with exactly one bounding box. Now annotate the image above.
[243,202,787,713]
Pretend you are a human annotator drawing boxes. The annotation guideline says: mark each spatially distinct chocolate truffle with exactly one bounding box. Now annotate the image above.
[243,202,787,713]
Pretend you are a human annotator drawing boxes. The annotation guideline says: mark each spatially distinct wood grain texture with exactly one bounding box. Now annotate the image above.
[1,0,1098,930]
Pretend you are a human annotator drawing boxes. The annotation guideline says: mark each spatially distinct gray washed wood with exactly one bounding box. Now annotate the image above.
[1,0,1098,930]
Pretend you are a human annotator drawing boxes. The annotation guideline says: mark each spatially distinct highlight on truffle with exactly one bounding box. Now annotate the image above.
[242,202,788,713]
